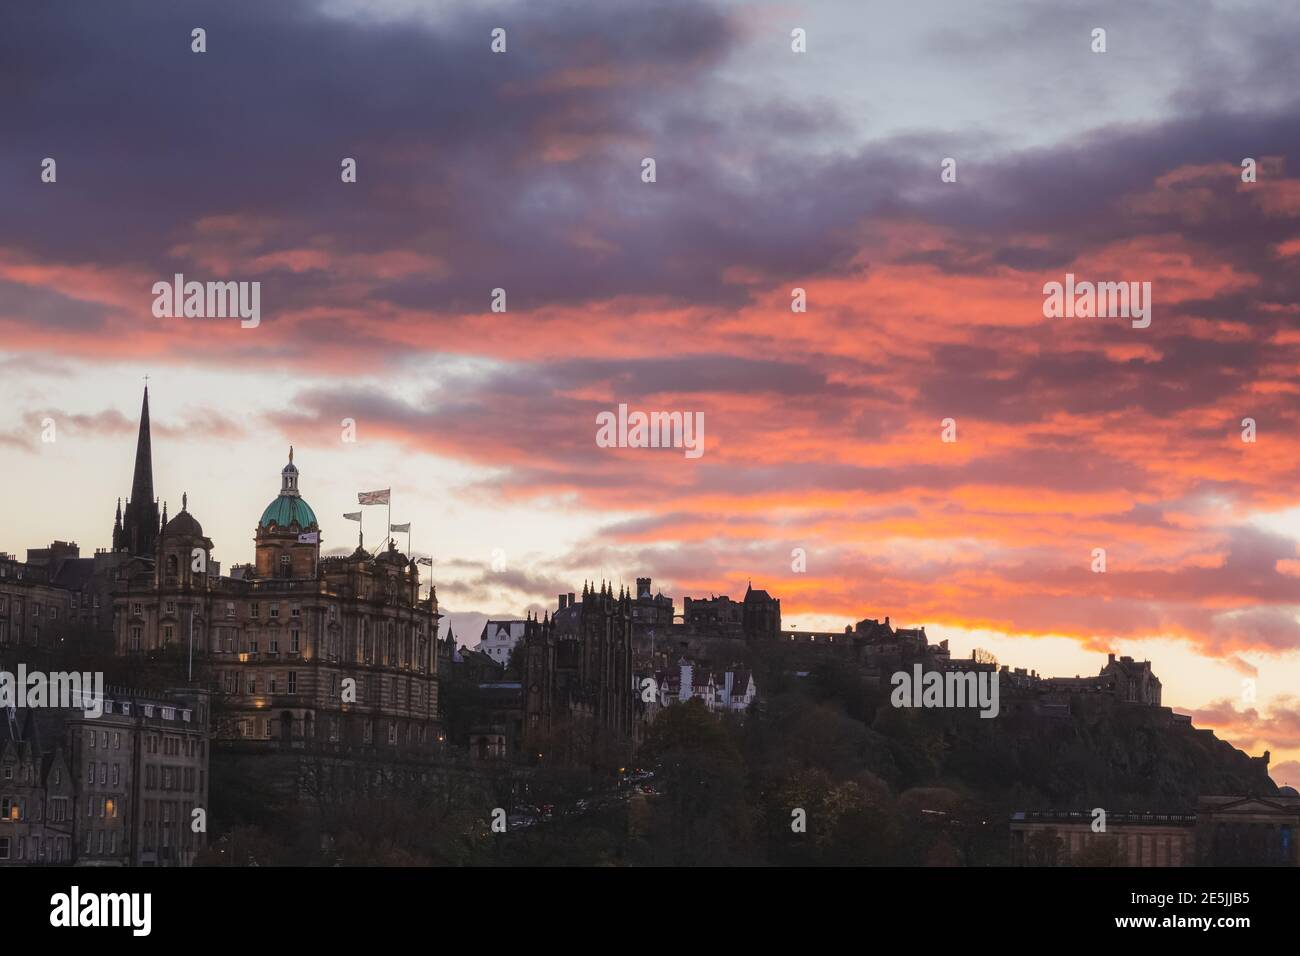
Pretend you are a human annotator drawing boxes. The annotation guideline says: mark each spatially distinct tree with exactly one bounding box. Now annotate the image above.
[640,699,753,865]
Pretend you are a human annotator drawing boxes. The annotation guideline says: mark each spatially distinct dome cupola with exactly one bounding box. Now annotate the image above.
[259,446,318,531]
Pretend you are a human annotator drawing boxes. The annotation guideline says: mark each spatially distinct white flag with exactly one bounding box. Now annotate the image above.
[343,512,362,522]
[416,556,433,567]
[298,532,319,544]
[390,522,411,533]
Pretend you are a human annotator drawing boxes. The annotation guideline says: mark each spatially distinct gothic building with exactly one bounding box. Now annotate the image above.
[109,389,441,754]
[521,583,637,766]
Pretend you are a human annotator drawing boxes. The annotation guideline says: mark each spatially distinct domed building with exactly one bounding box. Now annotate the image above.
[254,448,321,580]
[112,415,442,758]
[158,493,213,591]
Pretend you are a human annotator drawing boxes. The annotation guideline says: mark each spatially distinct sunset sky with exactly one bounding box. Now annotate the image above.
[2,0,1299,786]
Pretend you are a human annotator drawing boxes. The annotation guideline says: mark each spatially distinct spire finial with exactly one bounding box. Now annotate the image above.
[289,445,294,464]
[182,492,188,512]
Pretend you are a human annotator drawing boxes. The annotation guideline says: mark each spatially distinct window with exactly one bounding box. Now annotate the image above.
[113,732,120,749]
[290,630,300,654]
[165,601,176,615]
[111,765,120,786]
[164,625,174,643]
[130,626,141,650]
[87,762,95,784]
[270,604,280,619]
[132,603,143,616]
[162,707,175,721]
[225,602,235,618]
[287,672,297,694]
[250,602,260,618]
[0,838,8,860]
[270,637,279,653]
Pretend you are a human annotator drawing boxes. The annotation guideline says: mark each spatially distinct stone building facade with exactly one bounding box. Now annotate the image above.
[522,583,636,765]
[113,448,441,755]
[0,685,208,867]
[1011,791,1300,866]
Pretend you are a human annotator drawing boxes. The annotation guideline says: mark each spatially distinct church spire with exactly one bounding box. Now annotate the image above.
[131,385,155,510]
[113,385,160,558]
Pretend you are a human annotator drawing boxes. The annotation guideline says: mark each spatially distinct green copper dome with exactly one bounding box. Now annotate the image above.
[259,446,318,530]
[259,495,318,530]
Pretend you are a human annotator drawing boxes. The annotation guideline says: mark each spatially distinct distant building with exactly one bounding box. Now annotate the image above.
[679,582,780,642]
[1011,792,1300,866]
[1101,654,1162,705]
[651,658,756,715]
[476,619,527,665]
[629,578,673,637]
[0,554,75,662]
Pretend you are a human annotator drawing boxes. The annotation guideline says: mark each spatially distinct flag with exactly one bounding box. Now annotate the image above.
[358,489,390,505]
[390,522,410,533]
[297,532,319,544]
[416,557,433,567]
[342,512,362,522]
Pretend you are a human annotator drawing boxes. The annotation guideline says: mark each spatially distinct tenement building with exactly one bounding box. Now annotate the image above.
[0,685,208,866]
